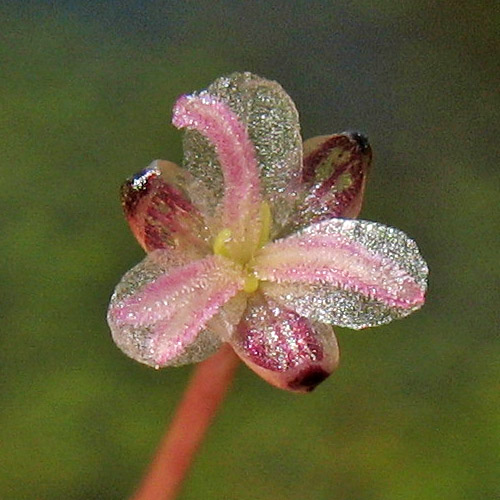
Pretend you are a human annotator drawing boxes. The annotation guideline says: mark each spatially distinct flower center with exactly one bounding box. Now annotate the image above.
[212,201,272,293]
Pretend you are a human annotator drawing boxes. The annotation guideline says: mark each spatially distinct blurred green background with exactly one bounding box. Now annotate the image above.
[1,1,498,499]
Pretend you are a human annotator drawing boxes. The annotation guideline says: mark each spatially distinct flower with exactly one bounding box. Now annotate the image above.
[107,72,428,393]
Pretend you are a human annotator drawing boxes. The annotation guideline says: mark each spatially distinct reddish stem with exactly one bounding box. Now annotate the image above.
[132,344,239,500]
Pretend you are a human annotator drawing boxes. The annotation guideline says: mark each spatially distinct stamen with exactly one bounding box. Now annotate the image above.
[258,201,272,248]
[243,274,259,293]
[213,228,232,258]
[212,203,272,294]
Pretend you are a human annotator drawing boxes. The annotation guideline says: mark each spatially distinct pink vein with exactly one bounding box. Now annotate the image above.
[153,282,243,365]
[254,235,425,309]
[112,256,242,326]
[172,94,261,232]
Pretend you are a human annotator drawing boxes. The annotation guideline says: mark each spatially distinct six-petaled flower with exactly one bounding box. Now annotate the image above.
[107,72,428,392]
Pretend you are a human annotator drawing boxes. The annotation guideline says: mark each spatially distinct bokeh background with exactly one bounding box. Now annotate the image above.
[1,1,498,499]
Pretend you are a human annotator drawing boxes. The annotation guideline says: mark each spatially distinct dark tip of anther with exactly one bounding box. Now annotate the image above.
[131,166,160,186]
[288,367,330,392]
[346,131,370,153]
[131,168,148,182]
[120,167,158,212]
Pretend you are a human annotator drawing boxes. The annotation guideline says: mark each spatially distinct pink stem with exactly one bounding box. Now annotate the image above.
[131,344,240,500]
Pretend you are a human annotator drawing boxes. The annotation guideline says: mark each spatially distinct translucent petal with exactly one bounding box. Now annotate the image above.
[181,72,303,232]
[120,160,211,254]
[107,250,244,367]
[173,94,262,261]
[230,293,339,393]
[285,132,372,233]
[255,219,428,329]
[206,292,248,342]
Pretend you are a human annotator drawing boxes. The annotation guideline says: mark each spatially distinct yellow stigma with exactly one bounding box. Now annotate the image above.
[212,201,272,294]
[212,228,232,258]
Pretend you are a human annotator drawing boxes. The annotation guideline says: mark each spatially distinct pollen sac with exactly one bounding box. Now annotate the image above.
[289,132,372,230]
[120,160,210,254]
[231,293,339,393]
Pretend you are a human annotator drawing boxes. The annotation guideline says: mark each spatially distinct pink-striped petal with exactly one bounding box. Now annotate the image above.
[173,93,262,261]
[254,219,428,329]
[107,250,245,367]
[179,72,303,235]
[286,132,372,232]
[120,160,210,255]
[230,294,339,393]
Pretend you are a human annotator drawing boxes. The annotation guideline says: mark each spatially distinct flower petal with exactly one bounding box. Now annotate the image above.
[286,132,372,231]
[120,160,210,254]
[254,219,428,329]
[230,293,339,393]
[107,250,245,367]
[180,72,303,233]
[173,92,262,261]
[205,292,248,342]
